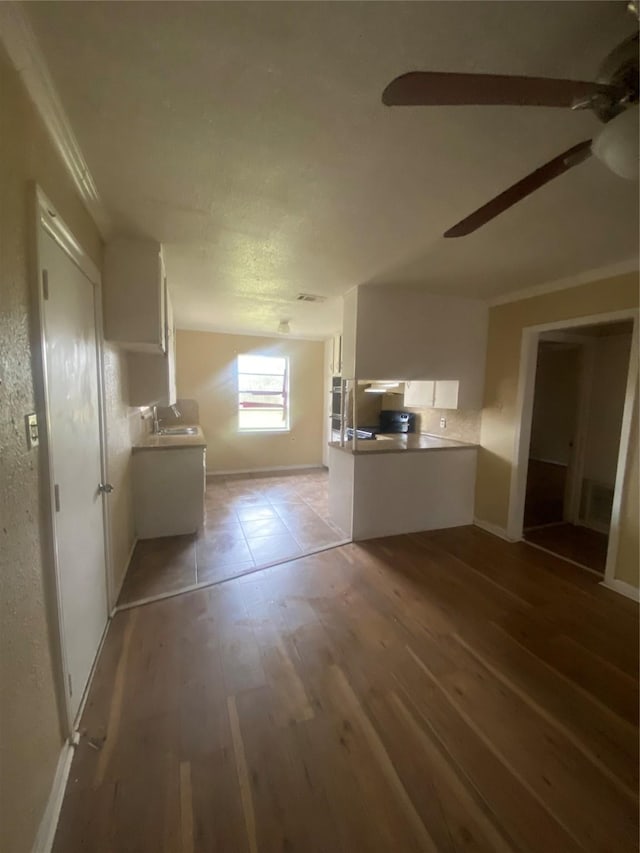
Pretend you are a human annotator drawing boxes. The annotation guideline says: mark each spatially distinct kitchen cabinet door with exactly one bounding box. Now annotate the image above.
[127,284,177,406]
[434,380,459,409]
[404,380,435,409]
[104,238,166,352]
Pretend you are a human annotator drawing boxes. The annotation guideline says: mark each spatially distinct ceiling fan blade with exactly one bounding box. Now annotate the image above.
[382,72,622,107]
[443,140,593,238]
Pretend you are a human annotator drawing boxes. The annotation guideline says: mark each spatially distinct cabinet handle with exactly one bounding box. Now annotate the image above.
[98,483,114,494]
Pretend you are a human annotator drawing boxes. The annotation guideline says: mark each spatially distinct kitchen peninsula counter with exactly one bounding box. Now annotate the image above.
[328,432,477,455]
[328,433,478,541]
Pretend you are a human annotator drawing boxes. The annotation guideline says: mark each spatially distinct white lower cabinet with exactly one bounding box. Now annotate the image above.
[133,447,205,538]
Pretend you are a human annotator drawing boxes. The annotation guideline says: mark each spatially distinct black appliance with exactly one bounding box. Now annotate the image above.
[379,410,415,434]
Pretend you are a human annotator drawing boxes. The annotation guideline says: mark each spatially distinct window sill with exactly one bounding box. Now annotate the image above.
[238,428,291,434]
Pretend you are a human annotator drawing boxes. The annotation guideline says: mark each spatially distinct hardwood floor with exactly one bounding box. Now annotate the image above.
[525,522,609,573]
[118,468,346,605]
[56,526,639,853]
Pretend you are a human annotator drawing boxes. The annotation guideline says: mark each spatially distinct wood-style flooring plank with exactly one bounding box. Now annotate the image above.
[53,526,639,853]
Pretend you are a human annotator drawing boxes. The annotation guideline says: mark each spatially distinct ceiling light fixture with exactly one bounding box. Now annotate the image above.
[592,105,639,180]
[278,319,291,335]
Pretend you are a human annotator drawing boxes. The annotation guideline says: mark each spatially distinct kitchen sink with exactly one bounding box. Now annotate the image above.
[158,426,198,436]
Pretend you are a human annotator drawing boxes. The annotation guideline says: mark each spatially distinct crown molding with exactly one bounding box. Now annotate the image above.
[488,257,639,307]
[0,2,111,237]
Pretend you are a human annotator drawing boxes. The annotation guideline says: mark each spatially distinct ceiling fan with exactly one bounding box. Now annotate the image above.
[382,20,639,238]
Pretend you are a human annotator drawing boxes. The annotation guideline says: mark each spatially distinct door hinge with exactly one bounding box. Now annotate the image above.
[68,673,73,697]
[42,269,49,300]
[54,483,61,512]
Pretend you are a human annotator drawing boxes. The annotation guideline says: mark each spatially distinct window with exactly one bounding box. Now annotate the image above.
[237,354,289,431]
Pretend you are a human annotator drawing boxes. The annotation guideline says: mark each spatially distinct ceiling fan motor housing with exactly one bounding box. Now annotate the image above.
[592,32,639,122]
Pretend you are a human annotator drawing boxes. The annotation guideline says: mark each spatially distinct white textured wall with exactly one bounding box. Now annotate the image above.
[350,285,488,409]
[0,44,135,852]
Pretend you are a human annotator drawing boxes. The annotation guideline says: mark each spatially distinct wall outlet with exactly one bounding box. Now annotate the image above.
[439,416,447,429]
[25,413,39,448]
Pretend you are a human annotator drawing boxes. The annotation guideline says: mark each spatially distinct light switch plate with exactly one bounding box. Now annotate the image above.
[440,417,447,429]
[26,413,39,448]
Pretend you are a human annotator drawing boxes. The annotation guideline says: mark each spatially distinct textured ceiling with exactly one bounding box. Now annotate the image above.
[26,1,639,338]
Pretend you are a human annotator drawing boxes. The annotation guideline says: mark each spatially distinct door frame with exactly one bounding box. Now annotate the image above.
[507,307,638,592]
[30,185,113,736]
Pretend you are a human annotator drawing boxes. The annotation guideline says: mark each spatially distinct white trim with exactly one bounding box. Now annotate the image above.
[507,308,638,598]
[207,463,324,476]
[603,316,639,587]
[115,538,351,611]
[31,614,116,853]
[31,740,75,853]
[600,578,640,603]
[488,259,639,307]
[473,518,516,542]
[0,4,110,237]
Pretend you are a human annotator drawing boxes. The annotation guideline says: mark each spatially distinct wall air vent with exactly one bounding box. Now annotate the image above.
[296,293,327,303]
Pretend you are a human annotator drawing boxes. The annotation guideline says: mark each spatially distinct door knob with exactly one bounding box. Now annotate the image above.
[98,483,114,494]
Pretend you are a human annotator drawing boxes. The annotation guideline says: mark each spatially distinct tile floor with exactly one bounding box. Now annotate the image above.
[118,468,346,606]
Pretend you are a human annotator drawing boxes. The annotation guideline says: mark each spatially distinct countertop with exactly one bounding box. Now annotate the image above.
[328,432,478,455]
[132,425,207,453]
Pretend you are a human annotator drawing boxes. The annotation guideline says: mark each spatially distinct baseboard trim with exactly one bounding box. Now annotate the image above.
[110,537,138,616]
[31,739,75,853]
[600,578,640,602]
[473,518,517,542]
[207,464,324,477]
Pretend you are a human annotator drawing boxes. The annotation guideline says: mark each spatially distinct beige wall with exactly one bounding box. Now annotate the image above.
[475,272,639,586]
[0,44,136,852]
[176,330,325,473]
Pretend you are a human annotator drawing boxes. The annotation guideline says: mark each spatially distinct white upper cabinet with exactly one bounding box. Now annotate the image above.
[403,380,460,410]
[404,380,435,408]
[433,380,459,410]
[104,238,166,353]
[127,281,177,407]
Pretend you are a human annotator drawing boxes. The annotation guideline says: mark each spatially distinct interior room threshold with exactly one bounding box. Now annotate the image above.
[115,537,352,612]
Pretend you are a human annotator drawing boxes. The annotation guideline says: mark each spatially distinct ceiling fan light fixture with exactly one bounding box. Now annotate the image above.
[592,105,639,180]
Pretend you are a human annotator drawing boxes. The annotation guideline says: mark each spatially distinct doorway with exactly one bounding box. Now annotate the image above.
[510,312,637,582]
[36,190,110,728]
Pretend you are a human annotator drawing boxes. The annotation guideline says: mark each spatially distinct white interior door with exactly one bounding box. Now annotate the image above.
[41,228,108,722]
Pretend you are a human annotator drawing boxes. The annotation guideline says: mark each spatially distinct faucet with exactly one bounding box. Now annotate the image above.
[170,404,181,419]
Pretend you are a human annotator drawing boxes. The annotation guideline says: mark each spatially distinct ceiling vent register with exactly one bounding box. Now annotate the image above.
[296,293,327,303]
